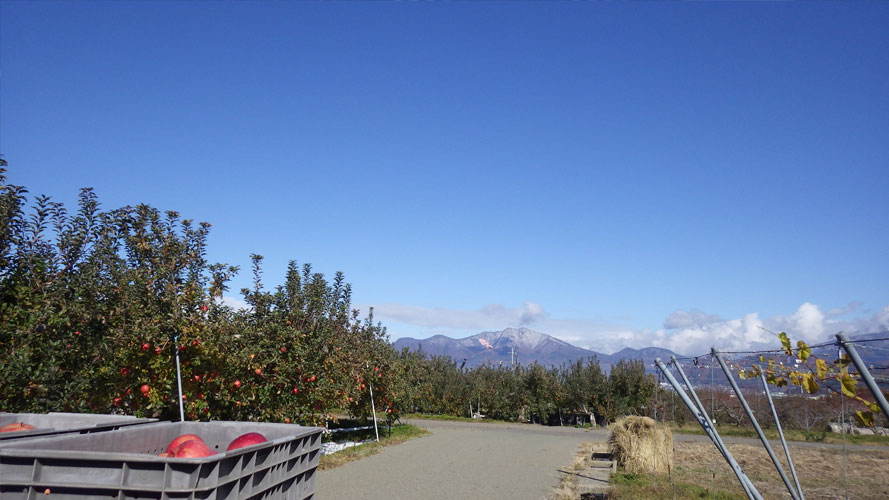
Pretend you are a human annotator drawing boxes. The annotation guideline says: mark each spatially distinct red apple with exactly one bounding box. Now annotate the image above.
[155,346,163,355]
[280,347,287,353]
[292,387,299,394]
[0,422,37,433]
[164,434,203,454]
[226,432,267,451]
[174,439,216,458]
[233,380,242,389]
[200,305,208,312]
[254,368,262,375]
[141,343,150,351]
[140,384,150,396]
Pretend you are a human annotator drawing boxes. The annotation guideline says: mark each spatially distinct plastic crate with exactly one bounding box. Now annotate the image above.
[0,421,322,500]
[0,412,157,441]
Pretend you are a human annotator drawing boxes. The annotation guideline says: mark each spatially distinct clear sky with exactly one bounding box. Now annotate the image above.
[2,2,887,356]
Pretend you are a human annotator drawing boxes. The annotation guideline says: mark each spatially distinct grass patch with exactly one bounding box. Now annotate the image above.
[317,424,429,470]
[650,441,889,499]
[609,473,745,500]
[671,423,889,446]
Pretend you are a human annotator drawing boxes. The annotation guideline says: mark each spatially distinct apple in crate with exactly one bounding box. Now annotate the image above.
[164,433,203,455]
[226,432,268,451]
[174,439,217,458]
[0,422,37,433]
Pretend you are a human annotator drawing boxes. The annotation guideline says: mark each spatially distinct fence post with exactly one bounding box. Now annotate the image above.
[712,348,801,500]
[655,358,762,500]
[760,371,804,500]
[836,332,889,422]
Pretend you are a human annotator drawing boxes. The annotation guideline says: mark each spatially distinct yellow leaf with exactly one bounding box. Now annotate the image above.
[803,373,819,394]
[776,377,788,388]
[797,341,811,362]
[759,355,766,363]
[738,370,747,380]
[838,373,856,398]
[854,410,875,427]
[778,332,792,355]
[815,358,828,380]
[869,402,880,413]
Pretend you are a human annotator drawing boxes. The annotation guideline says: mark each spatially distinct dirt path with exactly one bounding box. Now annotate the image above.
[315,419,607,500]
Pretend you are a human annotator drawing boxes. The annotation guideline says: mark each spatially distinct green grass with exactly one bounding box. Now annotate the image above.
[608,473,746,500]
[670,423,889,446]
[317,424,429,470]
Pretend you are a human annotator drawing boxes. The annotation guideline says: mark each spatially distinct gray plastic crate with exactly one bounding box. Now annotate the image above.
[0,421,322,500]
[0,412,157,441]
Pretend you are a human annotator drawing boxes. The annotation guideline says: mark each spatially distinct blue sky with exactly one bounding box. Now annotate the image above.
[2,2,888,356]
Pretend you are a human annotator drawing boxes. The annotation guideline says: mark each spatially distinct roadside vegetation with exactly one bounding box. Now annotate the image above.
[318,423,429,470]
[670,422,889,446]
[608,442,889,500]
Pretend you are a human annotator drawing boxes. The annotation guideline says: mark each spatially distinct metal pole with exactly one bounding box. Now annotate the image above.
[368,381,379,442]
[656,359,762,500]
[367,363,379,442]
[836,332,889,421]
[712,349,801,500]
[760,371,804,500]
[670,357,758,500]
[174,334,185,422]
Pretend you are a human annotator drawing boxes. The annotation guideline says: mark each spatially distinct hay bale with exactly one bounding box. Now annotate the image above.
[608,416,673,474]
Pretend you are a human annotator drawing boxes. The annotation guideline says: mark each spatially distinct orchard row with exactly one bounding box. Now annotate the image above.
[0,164,655,425]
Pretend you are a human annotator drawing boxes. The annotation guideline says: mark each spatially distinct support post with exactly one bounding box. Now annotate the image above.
[669,357,759,500]
[836,333,889,422]
[712,349,801,500]
[760,371,804,500]
[174,334,185,422]
[367,363,379,442]
[655,359,762,500]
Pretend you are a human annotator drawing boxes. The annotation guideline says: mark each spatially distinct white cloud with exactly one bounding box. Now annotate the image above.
[663,308,723,329]
[366,299,889,358]
[217,295,251,311]
[363,300,548,332]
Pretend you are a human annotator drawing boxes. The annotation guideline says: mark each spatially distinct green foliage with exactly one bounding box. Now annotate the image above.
[0,164,658,425]
[0,166,393,424]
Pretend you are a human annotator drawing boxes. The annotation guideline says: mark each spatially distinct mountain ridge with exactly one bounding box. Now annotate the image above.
[393,327,682,370]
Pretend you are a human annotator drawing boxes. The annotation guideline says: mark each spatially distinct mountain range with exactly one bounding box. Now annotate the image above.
[392,327,681,371]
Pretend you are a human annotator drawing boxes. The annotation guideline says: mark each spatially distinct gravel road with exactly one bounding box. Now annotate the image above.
[315,419,606,500]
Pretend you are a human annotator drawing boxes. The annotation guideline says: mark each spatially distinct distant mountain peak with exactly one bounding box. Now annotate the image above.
[393,327,682,371]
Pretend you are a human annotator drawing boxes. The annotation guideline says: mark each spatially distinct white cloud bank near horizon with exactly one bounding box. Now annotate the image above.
[356,300,889,357]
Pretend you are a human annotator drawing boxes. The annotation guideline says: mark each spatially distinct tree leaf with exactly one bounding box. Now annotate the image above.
[803,373,818,394]
[815,358,828,380]
[759,355,766,363]
[838,373,856,398]
[797,341,811,363]
[778,332,792,355]
[854,410,875,427]
[738,370,747,380]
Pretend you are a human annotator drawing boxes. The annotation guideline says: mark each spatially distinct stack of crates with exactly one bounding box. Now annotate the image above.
[0,419,323,500]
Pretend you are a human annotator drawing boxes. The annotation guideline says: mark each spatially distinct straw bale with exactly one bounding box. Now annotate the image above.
[608,416,673,474]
